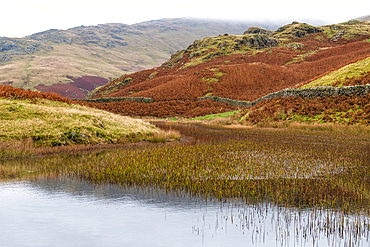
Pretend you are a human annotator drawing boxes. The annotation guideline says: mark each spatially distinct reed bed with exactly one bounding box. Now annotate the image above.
[1,124,369,246]
[1,125,368,206]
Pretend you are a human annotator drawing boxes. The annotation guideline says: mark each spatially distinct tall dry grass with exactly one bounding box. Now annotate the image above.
[0,138,35,158]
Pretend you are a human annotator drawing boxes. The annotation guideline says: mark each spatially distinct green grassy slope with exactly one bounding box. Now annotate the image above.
[0,98,158,147]
[302,56,370,88]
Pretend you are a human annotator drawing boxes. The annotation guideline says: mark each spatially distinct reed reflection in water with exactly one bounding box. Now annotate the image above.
[1,177,369,247]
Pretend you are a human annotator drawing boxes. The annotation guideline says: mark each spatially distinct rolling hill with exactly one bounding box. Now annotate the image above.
[79,20,370,120]
[87,20,370,101]
[0,18,281,98]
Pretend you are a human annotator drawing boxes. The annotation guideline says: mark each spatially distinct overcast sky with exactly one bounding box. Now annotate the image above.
[1,0,369,38]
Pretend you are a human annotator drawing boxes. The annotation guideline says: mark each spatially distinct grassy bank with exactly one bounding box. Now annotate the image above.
[0,98,180,158]
[157,106,370,135]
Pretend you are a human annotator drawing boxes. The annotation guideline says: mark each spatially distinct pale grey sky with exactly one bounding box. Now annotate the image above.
[1,0,369,37]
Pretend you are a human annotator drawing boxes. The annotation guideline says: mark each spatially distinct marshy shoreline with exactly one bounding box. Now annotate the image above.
[2,118,370,159]
[1,120,370,246]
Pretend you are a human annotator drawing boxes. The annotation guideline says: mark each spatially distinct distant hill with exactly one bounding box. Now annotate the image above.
[353,15,370,22]
[0,18,282,98]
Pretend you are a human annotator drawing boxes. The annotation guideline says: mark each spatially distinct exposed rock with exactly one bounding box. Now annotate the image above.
[242,35,278,49]
[0,56,10,63]
[0,81,13,85]
[0,37,48,59]
[0,42,17,52]
[285,42,304,49]
[110,34,124,40]
[80,96,153,103]
[274,22,324,39]
[331,30,346,42]
[243,27,271,35]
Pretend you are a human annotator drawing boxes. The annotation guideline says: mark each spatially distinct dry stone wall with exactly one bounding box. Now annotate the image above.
[199,84,370,107]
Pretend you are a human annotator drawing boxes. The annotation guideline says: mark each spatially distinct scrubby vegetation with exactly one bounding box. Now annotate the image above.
[335,70,370,86]
[303,57,370,88]
[0,84,73,103]
[78,99,238,118]
[239,93,370,125]
[2,21,370,150]
[91,39,370,102]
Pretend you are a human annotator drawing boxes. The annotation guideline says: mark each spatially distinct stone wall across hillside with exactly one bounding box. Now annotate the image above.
[78,97,153,103]
[199,84,370,107]
[79,85,370,107]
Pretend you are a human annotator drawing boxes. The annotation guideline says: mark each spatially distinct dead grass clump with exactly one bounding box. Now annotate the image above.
[147,129,181,143]
[206,117,240,126]
[0,138,35,158]
[255,121,292,129]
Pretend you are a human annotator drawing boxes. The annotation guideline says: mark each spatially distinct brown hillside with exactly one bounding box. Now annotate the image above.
[240,93,370,125]
[0,85,72,103]
[0,84,237,118]
[78,100,238,118]
[92,35,370,102]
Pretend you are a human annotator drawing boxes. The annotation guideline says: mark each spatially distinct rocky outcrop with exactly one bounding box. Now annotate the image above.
[29,29,73,44]
[239,34,278,49]
[243,27,271,35]
[28,28,129,48]
[273,22,324,39]
[164,32,279,68]
[0,37,50,63]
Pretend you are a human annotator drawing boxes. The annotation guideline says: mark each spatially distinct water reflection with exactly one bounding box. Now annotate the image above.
[1,177,369,247]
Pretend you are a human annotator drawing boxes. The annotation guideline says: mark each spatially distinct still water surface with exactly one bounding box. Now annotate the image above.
[1,177,368,247]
